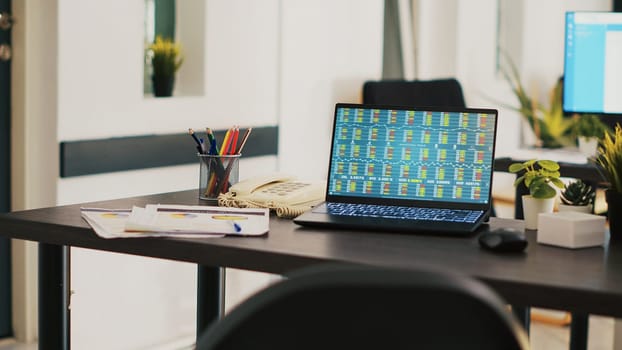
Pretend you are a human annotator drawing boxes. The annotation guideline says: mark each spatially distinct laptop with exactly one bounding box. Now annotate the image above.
[294,103,498,235]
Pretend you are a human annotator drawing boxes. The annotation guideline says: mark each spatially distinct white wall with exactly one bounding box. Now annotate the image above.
[279,0,384,179]
[23,0,383,349]
[57,0,279,142]
[54,0,282,349]
[414,0,459,79]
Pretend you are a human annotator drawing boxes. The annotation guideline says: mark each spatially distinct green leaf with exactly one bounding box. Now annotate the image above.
[540,170,560,178]
[524,173,535,187]
[531,184,557,199]
[550,177,565,189]
[513,175,526,187]
[538,160,560,171]
[508,163,526,173]
[523,159,536,167]
[530,177,547,188]
[596,124,622,193]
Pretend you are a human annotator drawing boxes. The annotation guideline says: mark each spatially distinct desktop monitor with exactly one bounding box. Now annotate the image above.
[563,11,622,122]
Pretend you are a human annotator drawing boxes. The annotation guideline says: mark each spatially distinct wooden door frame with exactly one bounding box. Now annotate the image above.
[9,0,59,343]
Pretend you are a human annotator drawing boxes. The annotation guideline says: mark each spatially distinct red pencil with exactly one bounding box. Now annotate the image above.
[230,126,240,155]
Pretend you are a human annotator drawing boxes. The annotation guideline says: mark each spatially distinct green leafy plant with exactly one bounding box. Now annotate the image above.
[148,36,184,78]
[596,124,622,194]
[509,159,565,199]
[560,179,595,206]
[571,114,611,139]
[501,56,574,148]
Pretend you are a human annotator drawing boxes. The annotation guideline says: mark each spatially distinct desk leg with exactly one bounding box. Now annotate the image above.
[196,266,226,342]
[38,243,70,350]
[512,306,530,335]
[569,313,588,350]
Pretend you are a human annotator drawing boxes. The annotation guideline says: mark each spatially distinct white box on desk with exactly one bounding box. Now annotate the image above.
[537,211,606,249]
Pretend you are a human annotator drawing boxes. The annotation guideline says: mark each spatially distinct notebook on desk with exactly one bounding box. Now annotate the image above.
[294,103,498,235]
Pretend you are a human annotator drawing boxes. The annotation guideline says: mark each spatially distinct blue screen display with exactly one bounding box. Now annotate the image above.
[327,106,497,205]
[564,12,622,114]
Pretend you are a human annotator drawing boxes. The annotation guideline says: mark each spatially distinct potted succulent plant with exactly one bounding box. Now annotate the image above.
[148,36,184,97]
[596,124,622,242]
[559,179,595,213]
[571,114,611,157]
[509,159,564,229]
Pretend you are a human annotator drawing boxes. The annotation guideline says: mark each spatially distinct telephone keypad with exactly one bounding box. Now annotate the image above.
[260,182,311,196]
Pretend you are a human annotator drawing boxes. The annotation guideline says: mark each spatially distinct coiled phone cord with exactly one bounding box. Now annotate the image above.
[217,193,313,219]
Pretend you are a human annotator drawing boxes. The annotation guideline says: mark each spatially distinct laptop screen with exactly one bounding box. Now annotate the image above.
[326,104,497,206]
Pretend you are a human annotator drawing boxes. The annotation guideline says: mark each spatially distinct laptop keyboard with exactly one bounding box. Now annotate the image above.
[325,203,483,223]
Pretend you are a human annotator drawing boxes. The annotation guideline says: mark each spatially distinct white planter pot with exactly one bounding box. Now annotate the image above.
[578,136,599,158]
[522,195,556,230]
[558,203,592,214]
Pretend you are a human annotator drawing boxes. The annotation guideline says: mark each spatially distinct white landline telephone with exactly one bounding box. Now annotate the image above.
[217,173,326,218]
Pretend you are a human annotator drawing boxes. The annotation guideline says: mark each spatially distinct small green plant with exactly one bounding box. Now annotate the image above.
[572,114,611,139]
[596,124,622,194]
[148,36,184,78]
[560,179,595,206]
[509,159,565,199]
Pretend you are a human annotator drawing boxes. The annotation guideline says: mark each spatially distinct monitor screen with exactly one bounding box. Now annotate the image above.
[563,12,622,115]
[326,105,497,205]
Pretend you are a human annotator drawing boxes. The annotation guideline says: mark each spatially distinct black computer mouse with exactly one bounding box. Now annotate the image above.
[478,228,528,253]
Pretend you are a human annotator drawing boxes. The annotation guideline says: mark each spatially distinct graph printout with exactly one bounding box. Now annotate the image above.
[327,107,496,204]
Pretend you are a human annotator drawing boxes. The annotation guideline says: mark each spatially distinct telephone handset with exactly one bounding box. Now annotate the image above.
[217,173,326,218]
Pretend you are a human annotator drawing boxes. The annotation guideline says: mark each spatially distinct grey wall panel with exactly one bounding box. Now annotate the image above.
[60,126,278,177]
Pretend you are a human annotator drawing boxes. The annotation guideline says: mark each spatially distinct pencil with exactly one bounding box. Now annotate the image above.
[235,128,252,154]
[230,126,240,155]
[220,128,233,156]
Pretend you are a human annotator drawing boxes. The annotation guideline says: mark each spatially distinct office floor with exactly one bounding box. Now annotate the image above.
[0,196,615,350]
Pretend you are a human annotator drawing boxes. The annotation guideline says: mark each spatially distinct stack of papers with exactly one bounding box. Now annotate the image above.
[81,204,269,239]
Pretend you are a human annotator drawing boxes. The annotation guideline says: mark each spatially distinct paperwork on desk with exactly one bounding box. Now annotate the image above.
[81,204,269,239]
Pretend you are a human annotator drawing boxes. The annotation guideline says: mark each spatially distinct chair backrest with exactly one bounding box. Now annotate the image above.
[363,78,466,108]
[196,265,530,350]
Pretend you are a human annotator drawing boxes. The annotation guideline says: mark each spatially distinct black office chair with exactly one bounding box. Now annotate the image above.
[362,78,466,108]
[196,265,530,350]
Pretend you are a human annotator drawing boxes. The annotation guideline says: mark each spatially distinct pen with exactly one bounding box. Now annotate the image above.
[206,128,219,155]
[188,128,203,153]
[229,220,242,233]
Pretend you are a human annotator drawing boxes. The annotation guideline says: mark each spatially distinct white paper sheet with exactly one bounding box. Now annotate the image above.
[81,205,269,239]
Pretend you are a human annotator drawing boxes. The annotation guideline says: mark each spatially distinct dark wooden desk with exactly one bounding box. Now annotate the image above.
[1,190,620,350]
